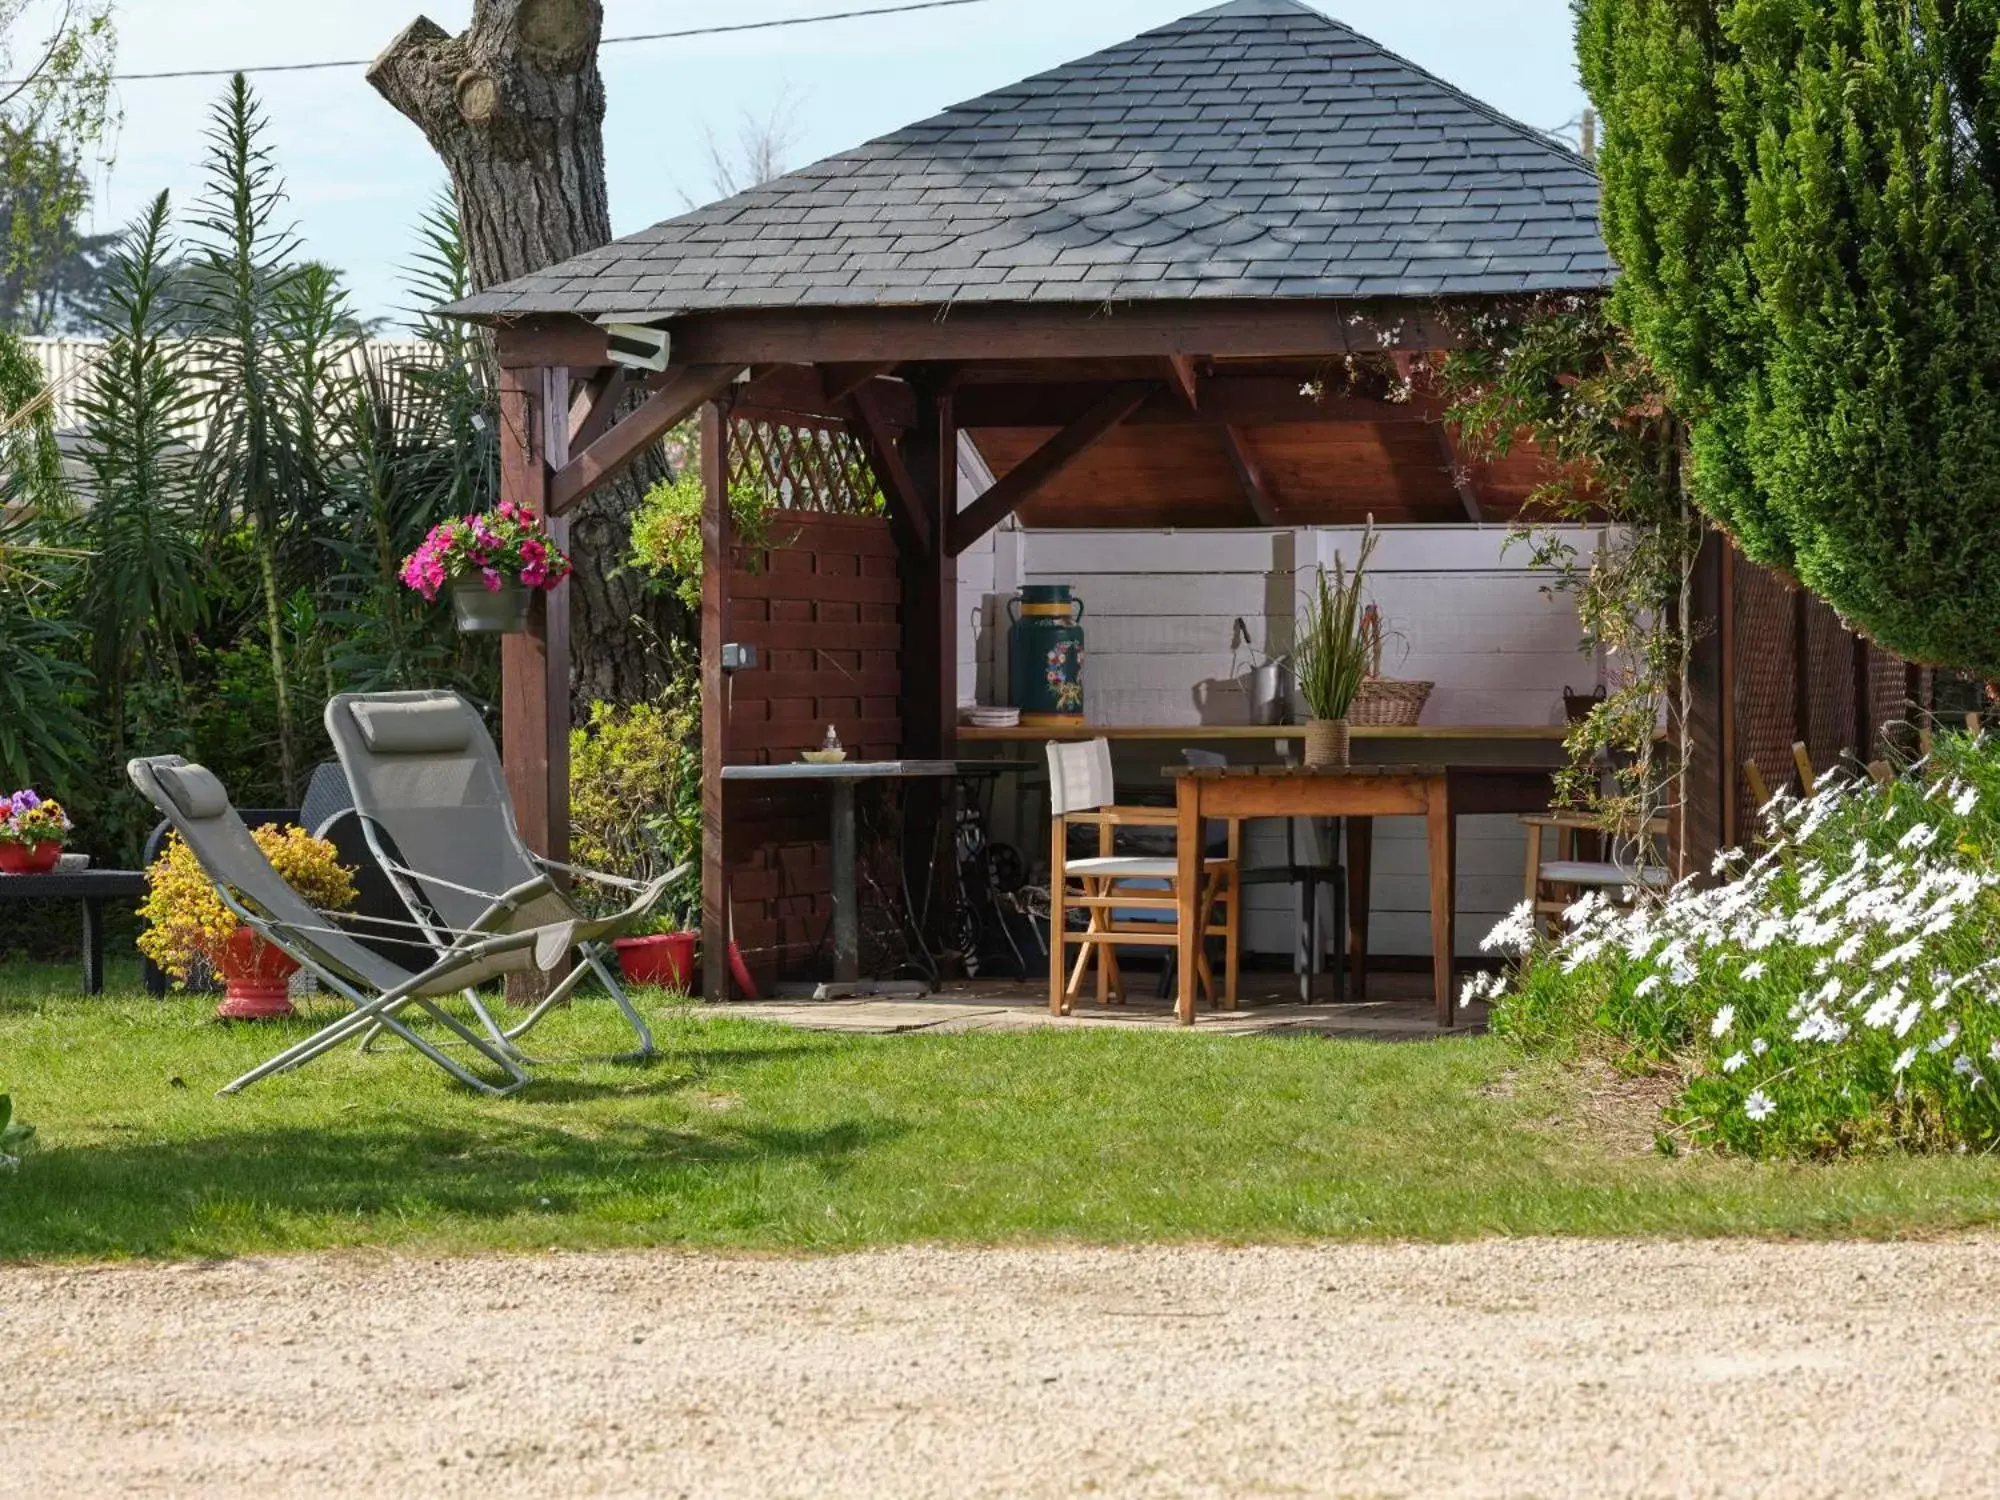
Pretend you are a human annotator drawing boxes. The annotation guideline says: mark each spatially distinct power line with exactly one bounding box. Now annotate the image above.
[3,0,998,86]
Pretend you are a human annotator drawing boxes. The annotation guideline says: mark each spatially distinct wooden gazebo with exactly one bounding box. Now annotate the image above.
[449,0,1616,997]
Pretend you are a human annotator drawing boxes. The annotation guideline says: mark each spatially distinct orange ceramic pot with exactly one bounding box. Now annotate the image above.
[214,926,301,1020]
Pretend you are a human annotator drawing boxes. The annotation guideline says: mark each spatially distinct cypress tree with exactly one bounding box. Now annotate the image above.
[1579,0,2000,675]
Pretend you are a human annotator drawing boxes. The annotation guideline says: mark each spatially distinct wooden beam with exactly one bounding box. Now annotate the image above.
[548,363,743,516]
[1216,424,1279,525]
[820,361,900,406]
[699,399,732,1004]
[496,318,608,368]
[1165,354,1200,408]
[846,383,929,554]
[946,381,1157,556]
[653,302,1469,368]
[567,366,628,452]
[1434,425,1483,523]
[953,377,1440,428]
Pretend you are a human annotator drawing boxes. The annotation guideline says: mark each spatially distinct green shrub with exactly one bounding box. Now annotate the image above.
[569,693,699,929]
[1488,733,2000,1157]
[0,1094,34,1172]
[629,464,783,610]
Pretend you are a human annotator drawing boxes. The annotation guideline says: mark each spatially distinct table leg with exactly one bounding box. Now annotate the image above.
[1176,781,1201,1026]
[82,897,107,997]
[1427,779,1457,1028]
[831,780,859,985]
[1345,816,1373,1002]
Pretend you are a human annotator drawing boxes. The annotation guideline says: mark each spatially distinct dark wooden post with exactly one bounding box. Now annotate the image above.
[1792,588,1812,781]
[896,385,958,758]
[932,392,959,759]
[1679,529,1726,880]
[700,399,733,1002]
[1719,541,1738,851]
[499,364,570,867]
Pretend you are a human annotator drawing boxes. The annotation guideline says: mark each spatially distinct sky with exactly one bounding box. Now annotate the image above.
[72,0,1588,327]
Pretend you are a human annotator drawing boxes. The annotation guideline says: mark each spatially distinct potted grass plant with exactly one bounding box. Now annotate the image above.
[138,826,358,1019]
[399,498,573,633]
[1293,528,1380,768]
[0,789,71,874]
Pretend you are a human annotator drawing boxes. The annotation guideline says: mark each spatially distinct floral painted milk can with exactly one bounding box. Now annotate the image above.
[1008,584,1086,727]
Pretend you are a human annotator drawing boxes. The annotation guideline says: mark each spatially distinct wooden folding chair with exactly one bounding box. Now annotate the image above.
[1520,810,1671,932]
[1045,739,1238,1016]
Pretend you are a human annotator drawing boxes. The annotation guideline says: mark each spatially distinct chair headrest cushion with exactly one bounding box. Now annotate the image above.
[351,698,473,756]
[155,762,230,821]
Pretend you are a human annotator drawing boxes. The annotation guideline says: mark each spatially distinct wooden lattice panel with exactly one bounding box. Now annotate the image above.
[729,416,885,516]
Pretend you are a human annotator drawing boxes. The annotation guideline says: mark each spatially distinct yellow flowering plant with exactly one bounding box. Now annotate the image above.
[137,825,357,985]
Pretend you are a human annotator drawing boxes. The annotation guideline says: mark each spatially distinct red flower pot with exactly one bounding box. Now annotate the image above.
[214,926,300,1020]
[613,931,698,991]
[0,841,61,874]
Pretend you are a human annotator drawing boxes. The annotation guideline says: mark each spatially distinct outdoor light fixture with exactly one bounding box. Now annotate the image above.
[601,322,671,372]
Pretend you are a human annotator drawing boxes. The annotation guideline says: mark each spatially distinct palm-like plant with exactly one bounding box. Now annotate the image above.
[187,73,311,799]
[73,189,207,753]
[321,198,498,698]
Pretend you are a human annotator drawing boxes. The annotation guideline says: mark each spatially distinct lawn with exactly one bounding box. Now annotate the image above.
[4,960,2000,1261]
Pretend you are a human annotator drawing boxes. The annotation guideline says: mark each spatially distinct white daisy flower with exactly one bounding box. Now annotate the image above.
[1710,1004,1736,1039]
[1743,1090,1776,1122]
[1722,1051,1748,1074]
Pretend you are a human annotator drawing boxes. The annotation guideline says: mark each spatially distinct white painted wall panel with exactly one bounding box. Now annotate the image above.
[952,521,1592,958]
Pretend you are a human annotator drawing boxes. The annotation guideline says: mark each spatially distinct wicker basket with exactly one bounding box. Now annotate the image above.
[1349,677,1433,727]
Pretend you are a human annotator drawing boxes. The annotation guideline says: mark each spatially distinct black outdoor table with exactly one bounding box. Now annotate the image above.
[0,869,149,995]
[721,760,1012,988]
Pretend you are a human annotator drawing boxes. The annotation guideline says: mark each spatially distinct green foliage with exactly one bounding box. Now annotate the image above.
[188,73,343,800]
[0,81,500,865]
[75,191,208,756]
[0,1,116,300]
[570,688,700,929]
[0,330,87,796]
[630,453,781,610]
[0,1091,32,1171]
[1579,0,2000,674]
[1442,298,1703,832]
[1494,731,2000,1157]
[1293,527,1378,721]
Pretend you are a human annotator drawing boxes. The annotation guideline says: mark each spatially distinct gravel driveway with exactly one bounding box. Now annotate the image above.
[5,1239,1995,1499]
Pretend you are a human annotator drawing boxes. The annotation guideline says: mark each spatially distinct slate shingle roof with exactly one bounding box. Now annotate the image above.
[451,0,1611,321]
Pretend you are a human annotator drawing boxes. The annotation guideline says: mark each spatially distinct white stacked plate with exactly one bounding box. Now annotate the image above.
[963,706,1021,728]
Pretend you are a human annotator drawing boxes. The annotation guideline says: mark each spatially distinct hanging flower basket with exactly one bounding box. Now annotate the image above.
[450,577,533,634]
[0,790,70,874]
[401,501,573,635]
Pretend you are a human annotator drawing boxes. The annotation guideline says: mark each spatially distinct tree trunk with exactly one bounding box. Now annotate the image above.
[368,0,689,710]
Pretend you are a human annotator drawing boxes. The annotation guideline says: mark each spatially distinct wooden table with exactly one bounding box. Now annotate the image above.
[0,868,149,995]
[1168,765,1455,1029]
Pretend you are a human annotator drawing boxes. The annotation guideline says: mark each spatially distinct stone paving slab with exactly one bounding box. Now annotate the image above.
[718,983,1486,1040]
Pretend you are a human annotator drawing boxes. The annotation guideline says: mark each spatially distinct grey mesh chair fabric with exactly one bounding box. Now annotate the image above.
[126,755,535,1097]
[324,690,684,1060]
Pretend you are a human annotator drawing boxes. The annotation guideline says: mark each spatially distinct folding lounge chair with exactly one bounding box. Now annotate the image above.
[127,755,540,1097]
[323,690,684,1062]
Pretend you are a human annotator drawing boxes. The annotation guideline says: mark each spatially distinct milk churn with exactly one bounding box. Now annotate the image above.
[1008,584,1086,727]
